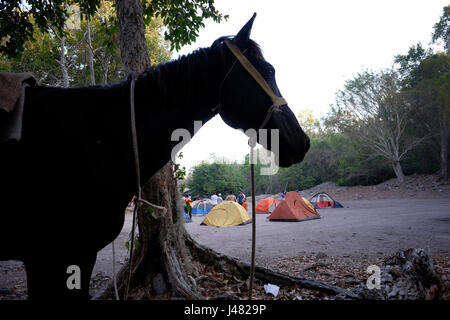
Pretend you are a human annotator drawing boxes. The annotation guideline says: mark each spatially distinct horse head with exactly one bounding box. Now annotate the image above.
[213,13,310,168]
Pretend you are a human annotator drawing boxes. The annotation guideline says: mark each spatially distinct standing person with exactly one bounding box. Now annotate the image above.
[242,198,248,212]
[184,194,192,221]
[217,193,223,204]
[237,191,245,205]
[210,192,218,205]
[226,191,236,202]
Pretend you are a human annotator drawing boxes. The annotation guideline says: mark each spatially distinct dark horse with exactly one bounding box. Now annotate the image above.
[0,14,309,299]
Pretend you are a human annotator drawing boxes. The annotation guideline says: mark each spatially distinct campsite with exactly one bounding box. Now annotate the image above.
[2,174,448,300]
[103,175,450,299]
[0,0,449,304]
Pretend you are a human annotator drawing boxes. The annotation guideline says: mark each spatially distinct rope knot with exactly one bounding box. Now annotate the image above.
[135,198,167,219]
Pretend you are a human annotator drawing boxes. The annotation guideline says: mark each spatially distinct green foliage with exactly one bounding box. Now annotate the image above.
[0,0,65,56]
[394,49,450,180]
[174,152,187,181]
[394,43,433,88]
[432,5,450,52]
[1,0,225,56]
[0,0,101,57]
[187,160,246,197]
[142,0,228,51]
[0,24,62,84]
[326,68,425,181]
[185,129,396,197]
[297,109,322,137]
[0,3,171,86]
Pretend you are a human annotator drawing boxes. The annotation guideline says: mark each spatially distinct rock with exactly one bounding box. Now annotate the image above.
[315,252,328,259]
[334,248,443,300]
[334,285,385,300]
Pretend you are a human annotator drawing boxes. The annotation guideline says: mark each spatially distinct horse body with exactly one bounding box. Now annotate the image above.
[0,14,310,299]
[1,84,133,297]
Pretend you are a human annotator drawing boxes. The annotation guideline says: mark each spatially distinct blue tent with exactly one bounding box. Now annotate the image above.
[191,199,214,215]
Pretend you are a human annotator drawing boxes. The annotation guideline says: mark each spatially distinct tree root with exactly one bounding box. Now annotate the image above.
[184,233,357,298]
[95,232,356,300]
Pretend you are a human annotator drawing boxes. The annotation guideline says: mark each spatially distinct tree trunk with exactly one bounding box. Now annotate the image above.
[86,16,96,85]
[101,53,111,85]
[59,36,69,88]
[128,163,201,298]
[392,160,405,184]
[115,0,150,75]
[439,116,449,183]
[106,0,198,300]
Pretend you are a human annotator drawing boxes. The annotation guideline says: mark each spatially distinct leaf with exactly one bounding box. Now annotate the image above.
[134,239,141,252]
[145,206,154,215]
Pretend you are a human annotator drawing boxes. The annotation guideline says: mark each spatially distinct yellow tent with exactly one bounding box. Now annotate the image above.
[201,201,251,227]
[302,197,316,211]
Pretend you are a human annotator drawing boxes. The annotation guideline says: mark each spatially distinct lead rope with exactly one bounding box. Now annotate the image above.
[124,73,168,300]
[112,240,120,300]
[249,145,256,300]
[125,72,139,300]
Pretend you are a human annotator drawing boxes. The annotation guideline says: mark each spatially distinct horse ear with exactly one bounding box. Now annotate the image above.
[234,13,257,46]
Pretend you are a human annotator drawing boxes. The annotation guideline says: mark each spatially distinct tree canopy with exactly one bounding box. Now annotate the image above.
[0,0,227,57]
[0,1,171,86]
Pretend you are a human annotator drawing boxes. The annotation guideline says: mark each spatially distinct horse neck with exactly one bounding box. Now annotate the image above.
[134,47,225,182]
[139,47,224,124]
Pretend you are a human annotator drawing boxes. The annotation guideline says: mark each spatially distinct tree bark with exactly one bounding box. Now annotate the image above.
[101,53,111,85]
[115,0,150,75]
[59,36,69,88]
[392,160,405,184]
[439,116,449,183]
[86,16,96,85]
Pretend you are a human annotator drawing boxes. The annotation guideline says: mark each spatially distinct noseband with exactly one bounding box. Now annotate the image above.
[213,39,287,129]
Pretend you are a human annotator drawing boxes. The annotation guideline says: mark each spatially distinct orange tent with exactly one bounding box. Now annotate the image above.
[255,197,280,213]
[268,191,320,222]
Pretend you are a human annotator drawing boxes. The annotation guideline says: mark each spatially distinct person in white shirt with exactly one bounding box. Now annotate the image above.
[217,193,223,204]
[210,192,218,205]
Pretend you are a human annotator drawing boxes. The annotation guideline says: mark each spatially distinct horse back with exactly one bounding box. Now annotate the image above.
[0,85,134,261]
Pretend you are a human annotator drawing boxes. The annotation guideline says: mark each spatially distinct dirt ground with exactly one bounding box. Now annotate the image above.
[1,174,449,299]
[186,198,450,265]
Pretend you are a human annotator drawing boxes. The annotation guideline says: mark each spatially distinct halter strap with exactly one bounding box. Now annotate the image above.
[223,40,287,128]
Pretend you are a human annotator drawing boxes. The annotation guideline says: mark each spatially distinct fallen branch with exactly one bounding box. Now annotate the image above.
[301,263,330,272]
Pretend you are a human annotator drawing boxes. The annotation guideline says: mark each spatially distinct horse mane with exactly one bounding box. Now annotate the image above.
[137,36,265,107]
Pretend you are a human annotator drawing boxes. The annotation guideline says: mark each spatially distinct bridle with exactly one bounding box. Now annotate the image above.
[213,39,288,129]
[213,40,289,300]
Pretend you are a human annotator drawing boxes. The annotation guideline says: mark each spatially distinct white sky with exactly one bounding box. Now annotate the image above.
[174,0,447,173]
